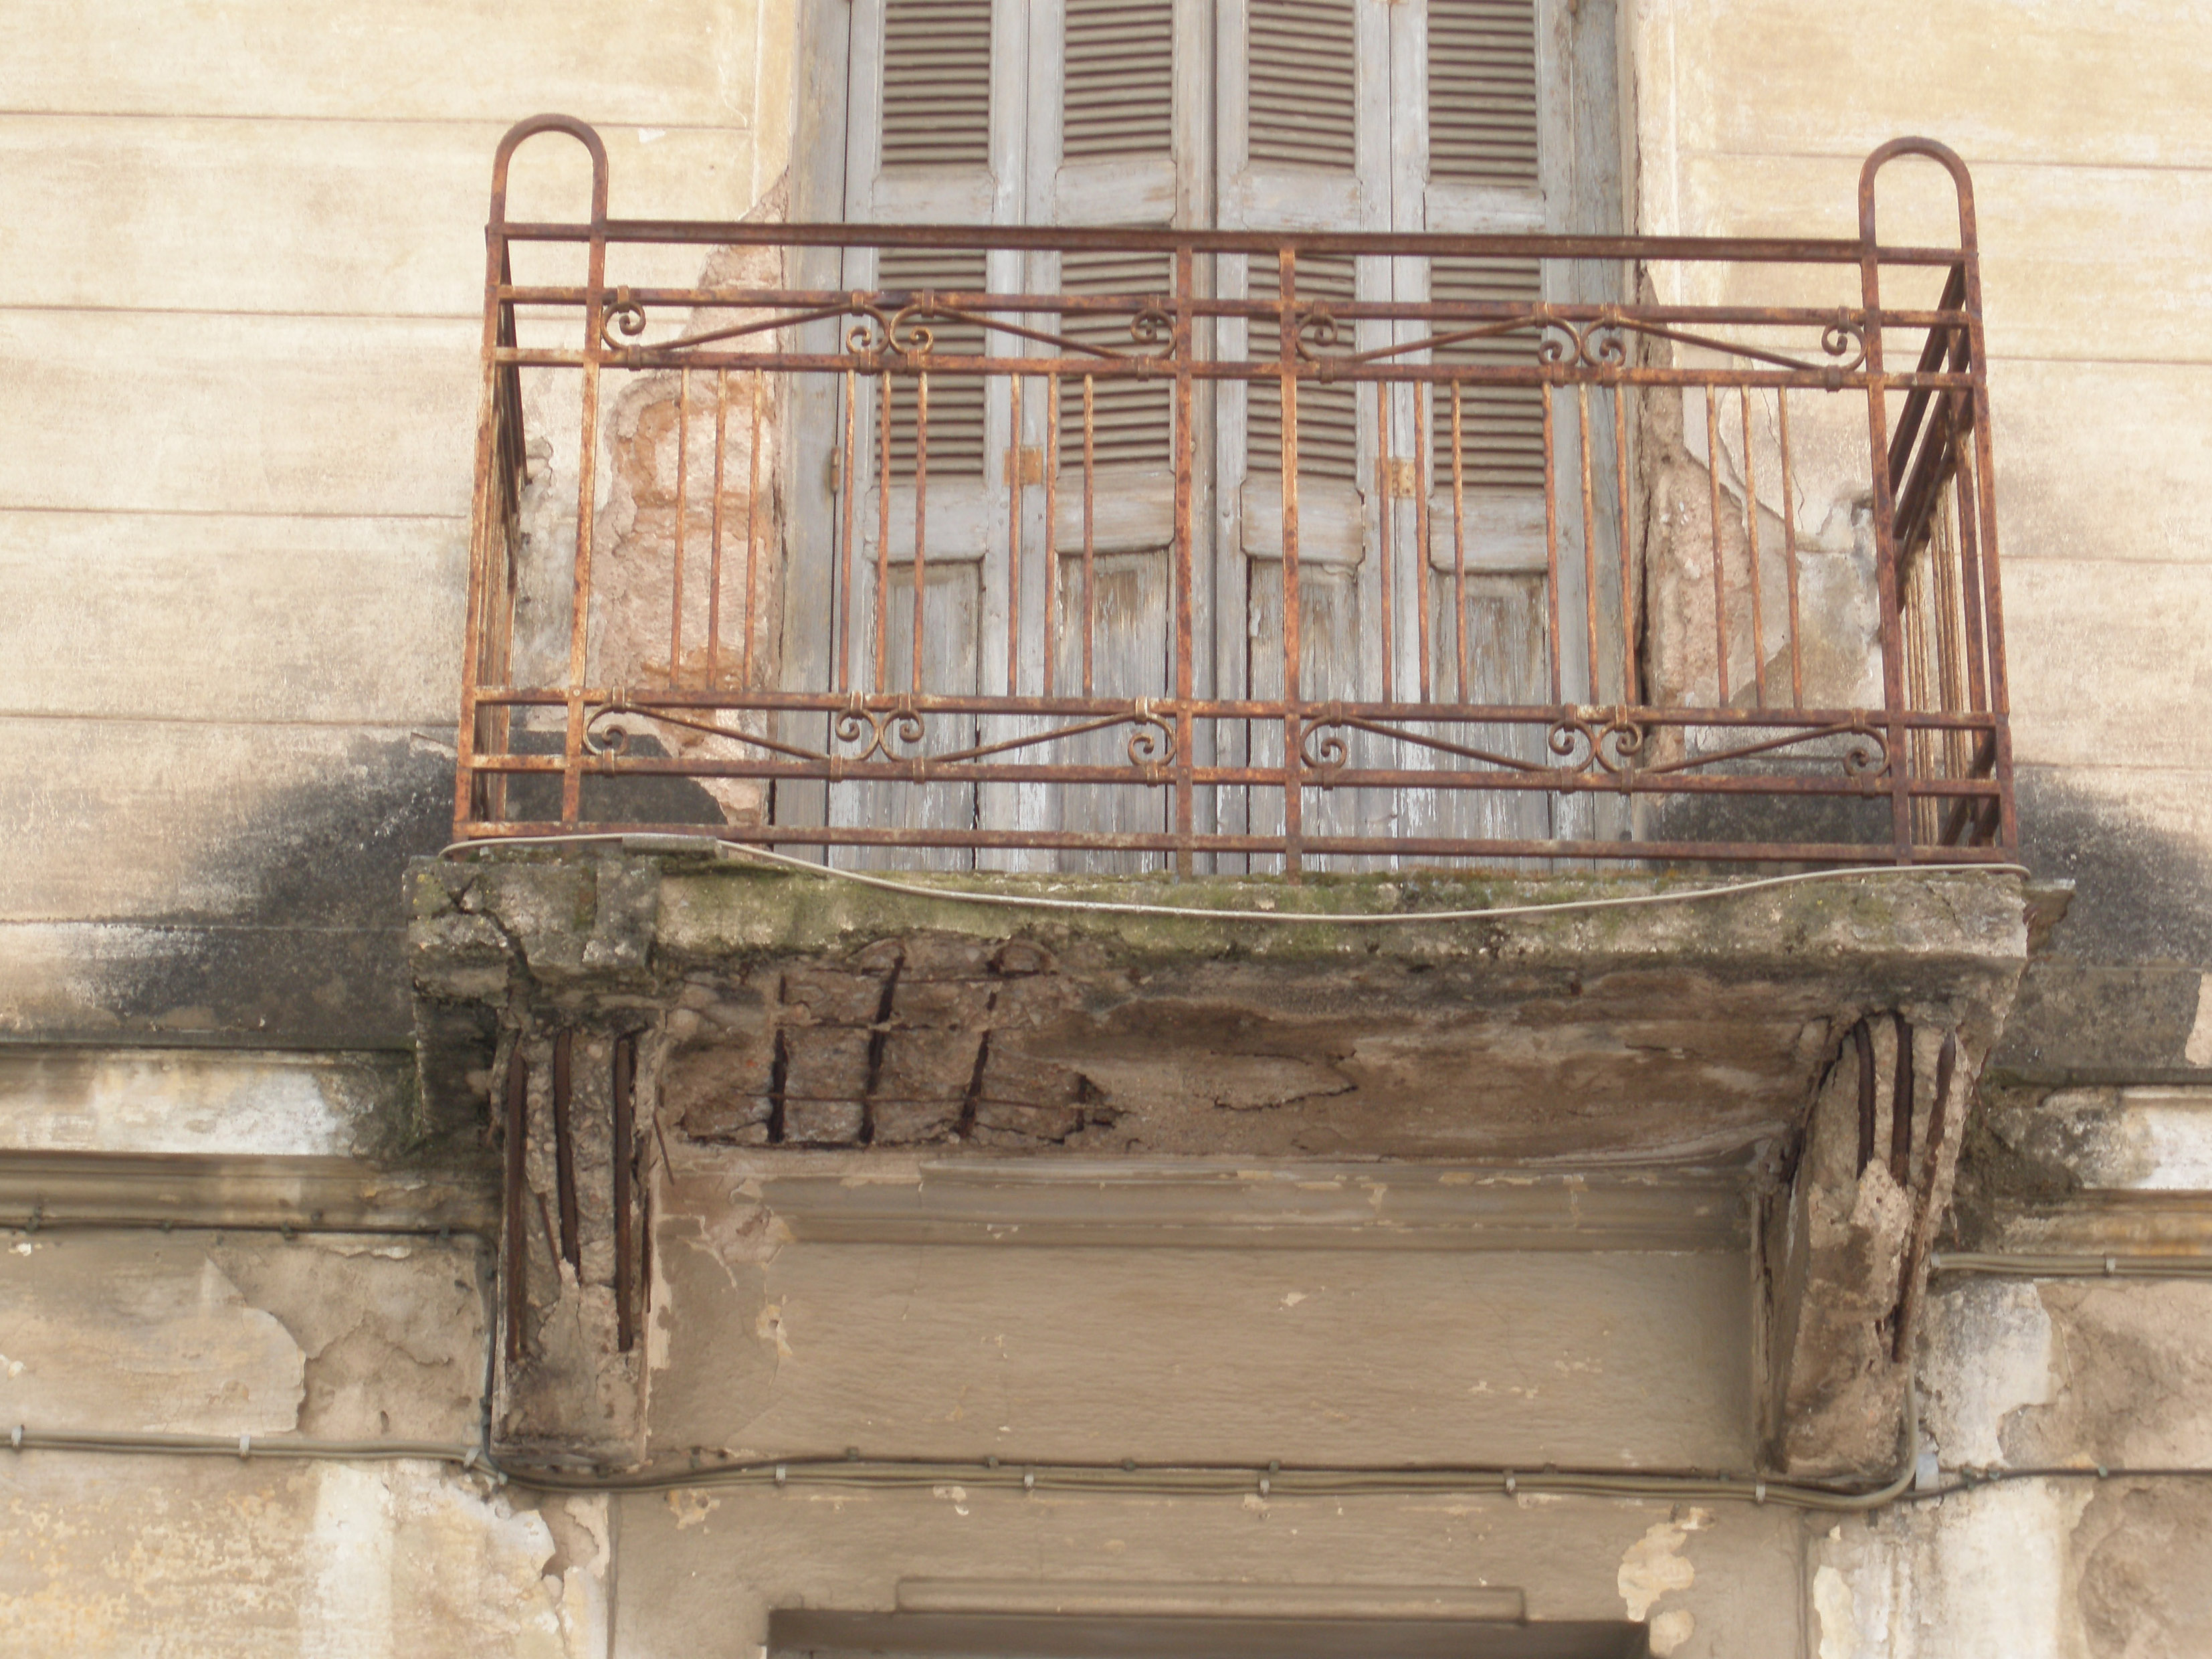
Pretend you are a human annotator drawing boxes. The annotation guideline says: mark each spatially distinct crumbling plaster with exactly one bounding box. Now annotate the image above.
[0,1457,606,1659]
[0,1225,611,1658]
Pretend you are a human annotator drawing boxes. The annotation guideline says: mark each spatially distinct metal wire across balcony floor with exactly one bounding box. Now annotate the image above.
[454,117,2013,873]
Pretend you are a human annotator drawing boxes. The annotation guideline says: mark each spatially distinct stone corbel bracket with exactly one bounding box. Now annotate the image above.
[1759,1007,1993,1478]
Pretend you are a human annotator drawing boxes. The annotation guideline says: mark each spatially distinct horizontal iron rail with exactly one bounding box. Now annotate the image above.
[492,349,1970,391]
[470,759,1996,801]
[496,218,1975,266]
[449,819,2023,866]
[468,688,2001,733]
[496,286,1965,332]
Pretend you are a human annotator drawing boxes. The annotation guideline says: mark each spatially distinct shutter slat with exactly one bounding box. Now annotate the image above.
[1427,254,1545,492]
[879,248,990,476]
[1427,0,1540,187]
[1058,250,1175,470]
[1247,0,1356,173]
[882,0,993,169]
[1064,0,1174,163]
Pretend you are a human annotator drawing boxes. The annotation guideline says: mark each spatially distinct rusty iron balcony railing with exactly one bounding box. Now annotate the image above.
[454,117,2013,874]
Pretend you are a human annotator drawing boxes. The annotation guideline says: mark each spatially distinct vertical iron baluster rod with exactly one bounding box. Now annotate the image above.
[1279,249,1304,873]
[1779,389,1803,708]
[1377,379,1395,702]
[708,371,728,688]
[1741,387,1767,708]
[1541,385,1562,706]
[1045,373,1060,697]
[1704,386,1729,708]
[1007,372,1023,697]
[1451,382,1468,703]
[1082,374,1096,697]
[913,371,929,694]
[1415,383,1432,704]
[876,371,892,695]
[744,368,765,690]
[1613,381,1634,707]
[839,369,857,694]
[672,369,688,685]
[1577,385,1600,705]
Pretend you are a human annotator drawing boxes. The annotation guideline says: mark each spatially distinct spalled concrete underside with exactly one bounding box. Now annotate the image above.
[407,854,2031,1477]
[411,855,2028,1161]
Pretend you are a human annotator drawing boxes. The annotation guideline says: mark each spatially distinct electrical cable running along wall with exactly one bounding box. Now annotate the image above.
[9,1191,2206,1510]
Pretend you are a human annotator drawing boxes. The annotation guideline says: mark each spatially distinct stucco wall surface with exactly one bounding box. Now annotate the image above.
[1630,3,2212,1649]
[1633,0,2212,980]
[0,1224,617,1657]
[0,0,799,1047]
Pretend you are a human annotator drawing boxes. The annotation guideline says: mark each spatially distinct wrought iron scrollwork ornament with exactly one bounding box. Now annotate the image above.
[1575,322,1631,371]
[1840,726,1888,779]
[1298,717,1350,775]
[832,703,929,762]
[583,706,637,755]
[599,290,649,351]
[1126,712,1176,769]
[1544,718,1597,773]
[1294,307,1346,362]
[583,702,837,766]
[842,303,903,356]
[1596,717,1649,773]
[1280,301,1869,380]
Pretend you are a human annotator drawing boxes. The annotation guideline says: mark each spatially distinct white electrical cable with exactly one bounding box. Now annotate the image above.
[441,832,2028,926]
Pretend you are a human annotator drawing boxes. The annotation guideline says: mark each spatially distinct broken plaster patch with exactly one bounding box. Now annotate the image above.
[1813,1564,1855,1659]
[0,1240,304,1436]
[666,1489,720,1530]
[1617,1508,1709,1623]
[1922,1280,2055,1468]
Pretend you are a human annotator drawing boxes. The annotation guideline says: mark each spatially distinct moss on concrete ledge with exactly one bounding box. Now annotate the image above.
[648,860,2028,987]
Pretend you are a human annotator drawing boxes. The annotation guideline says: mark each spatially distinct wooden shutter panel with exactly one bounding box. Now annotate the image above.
[1062,0,1175,163]
[881,0,996,167]
[1247,0,1358,171]
[1427,253,1544,491]
[1247,254,1359,485]
[1057,249,1173,470]
[878,248,991,478]
[1425,0,1538,187]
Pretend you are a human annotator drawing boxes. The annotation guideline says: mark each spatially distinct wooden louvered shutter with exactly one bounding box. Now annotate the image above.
[1029,0,1189,557]
[1389,0,1582,851]
[1217,0,1391,575]
[1426,0,1540,191]
[1011,0,1198,866]
[839,0,1029,863]
[870,0,1000,480]
[1376,0,1553,601]
[1211,0,1394,869]
[880,0,995,167]
[1218,0,1387,230]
